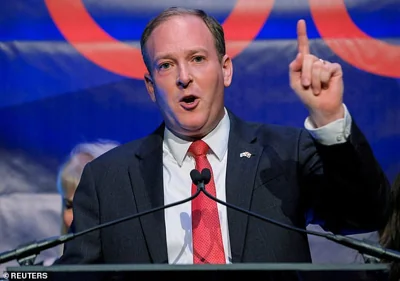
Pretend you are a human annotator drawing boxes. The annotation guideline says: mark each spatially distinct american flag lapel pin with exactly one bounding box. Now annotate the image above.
[240,151,252,158]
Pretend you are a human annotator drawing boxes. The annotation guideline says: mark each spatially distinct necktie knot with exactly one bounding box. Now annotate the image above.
[188,140,209,157]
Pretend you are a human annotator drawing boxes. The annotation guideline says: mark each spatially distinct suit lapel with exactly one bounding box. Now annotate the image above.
[128,124,168,263]
[127,113,264,263]
[226,112,264,263]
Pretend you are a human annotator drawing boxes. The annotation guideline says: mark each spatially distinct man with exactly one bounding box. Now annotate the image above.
[56,7,390,265]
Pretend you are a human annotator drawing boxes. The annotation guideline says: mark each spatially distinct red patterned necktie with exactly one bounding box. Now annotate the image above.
[188,140,225,264]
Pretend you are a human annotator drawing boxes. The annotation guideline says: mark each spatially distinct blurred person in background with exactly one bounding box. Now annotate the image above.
[379,173,400,281]
[57,140,120,236]
[345,172,400,280]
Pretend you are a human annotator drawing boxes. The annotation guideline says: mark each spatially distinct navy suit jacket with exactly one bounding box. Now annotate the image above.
[56,110,390,265]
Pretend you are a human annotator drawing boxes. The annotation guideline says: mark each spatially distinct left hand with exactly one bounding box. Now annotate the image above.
[289,19,344,127]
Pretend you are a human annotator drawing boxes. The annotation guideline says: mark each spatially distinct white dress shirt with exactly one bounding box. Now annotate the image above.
[163,105,352,264]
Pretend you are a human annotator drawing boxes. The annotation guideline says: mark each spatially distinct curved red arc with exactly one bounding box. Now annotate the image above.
[309,0,400,78]
[45,0,145,79]
[223,0,274,58]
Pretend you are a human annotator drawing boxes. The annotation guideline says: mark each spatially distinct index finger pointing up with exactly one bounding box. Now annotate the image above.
[297,19,310,55]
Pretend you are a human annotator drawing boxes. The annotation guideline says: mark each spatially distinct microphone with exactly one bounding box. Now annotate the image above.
[200,168,211,185]
[0,176,205,266]
[190,168,211,193]
[190,169,204,187]
[191,168,400,263]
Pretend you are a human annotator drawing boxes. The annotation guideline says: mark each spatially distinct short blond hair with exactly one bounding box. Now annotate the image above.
[57,140,119,235]
[57,139,120,199]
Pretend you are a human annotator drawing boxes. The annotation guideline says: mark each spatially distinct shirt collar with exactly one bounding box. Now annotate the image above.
[164,108,230,166]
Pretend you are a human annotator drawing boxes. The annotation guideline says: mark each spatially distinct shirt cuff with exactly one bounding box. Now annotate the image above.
[304,104,352,145]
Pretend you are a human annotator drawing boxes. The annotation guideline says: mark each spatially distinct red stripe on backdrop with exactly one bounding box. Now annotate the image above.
[310,0,400,78]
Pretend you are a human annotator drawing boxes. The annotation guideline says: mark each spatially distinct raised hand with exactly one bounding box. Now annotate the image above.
[289,19,344,127]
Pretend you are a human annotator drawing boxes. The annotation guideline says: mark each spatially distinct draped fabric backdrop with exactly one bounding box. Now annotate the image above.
[0,0,399,270]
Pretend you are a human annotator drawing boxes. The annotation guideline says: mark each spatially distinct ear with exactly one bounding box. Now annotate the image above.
[144,73,156,102]
[221,54,233,87]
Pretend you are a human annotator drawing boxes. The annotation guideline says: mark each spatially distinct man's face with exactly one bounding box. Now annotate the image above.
[144,15,233,139]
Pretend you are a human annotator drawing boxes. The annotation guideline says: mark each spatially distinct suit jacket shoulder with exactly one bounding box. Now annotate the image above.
[88,124,165,171]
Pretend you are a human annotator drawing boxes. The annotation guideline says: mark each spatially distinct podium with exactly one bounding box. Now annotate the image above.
[4,263,390,281]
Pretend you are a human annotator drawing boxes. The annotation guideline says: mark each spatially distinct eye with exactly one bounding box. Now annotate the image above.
[193,56,205,63]
[63,198,73,209]
[158,62,171,70]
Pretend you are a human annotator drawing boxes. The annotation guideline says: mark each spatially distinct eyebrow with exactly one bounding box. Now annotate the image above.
[153,48,209,63]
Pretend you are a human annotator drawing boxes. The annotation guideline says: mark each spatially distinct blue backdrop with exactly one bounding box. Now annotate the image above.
[1,1,399,193]
[0,0,399,269]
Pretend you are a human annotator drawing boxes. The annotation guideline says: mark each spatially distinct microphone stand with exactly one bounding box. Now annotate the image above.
[2,167,399,266]
[194,168,400,263]
[0,188,203,266]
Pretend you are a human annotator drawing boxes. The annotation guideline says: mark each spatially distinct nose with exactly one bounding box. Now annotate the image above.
[176,64,192,89]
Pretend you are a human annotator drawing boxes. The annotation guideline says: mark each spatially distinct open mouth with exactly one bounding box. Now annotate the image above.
[180,95,199,110]
[181,95,197,104]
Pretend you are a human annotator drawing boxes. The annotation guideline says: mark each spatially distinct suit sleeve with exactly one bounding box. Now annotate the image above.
[54,163,103,264]
[299,120,391,234]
